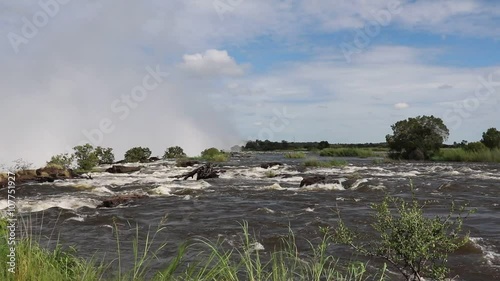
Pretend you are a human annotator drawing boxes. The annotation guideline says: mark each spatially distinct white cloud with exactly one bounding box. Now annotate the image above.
[394,102,410,109]
[180,49,245,77]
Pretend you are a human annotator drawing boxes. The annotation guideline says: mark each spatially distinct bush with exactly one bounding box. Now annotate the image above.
[463,141,488,152]
[200,147,228,162]
[284,152,306,159]
[47,153,74,169]
[319,148,374,158]
[73,144,99,172]
[163,146,187,159]
[333,188,474,281]
[124,147,152,163]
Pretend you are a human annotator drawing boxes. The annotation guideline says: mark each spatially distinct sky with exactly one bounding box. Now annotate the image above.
[1,0,500,166]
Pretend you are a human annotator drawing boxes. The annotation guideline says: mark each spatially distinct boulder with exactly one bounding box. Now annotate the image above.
[173,163,224,180]
[300,175,326,187]
[260,162,283,169]
[176,160,200,167]
[148,157,161,162]
[97,194,146,208]
[105,165,141,174]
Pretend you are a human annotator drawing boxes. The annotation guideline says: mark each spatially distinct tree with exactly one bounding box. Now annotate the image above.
[124,147,152,163]
[95,147,115,164]
[73,144,99,171]
[386,115,449,160]
[463,141,488,152]
[317,141,330,150]
[333,188,473,281]
[47,153,74,169]
[481,127,500,149]
[163,146,187,159]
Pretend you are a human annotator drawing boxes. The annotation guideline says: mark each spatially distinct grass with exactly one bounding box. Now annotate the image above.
[304,159,348,168]
[1,216,385,281]
[432,148,500,162]
[319,148,374,158]
[284,152,306,159]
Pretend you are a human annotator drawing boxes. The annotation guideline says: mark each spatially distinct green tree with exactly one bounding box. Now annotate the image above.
[163,146,187,159]
[124,147,152,163]
[481,127,500,149]
[47,153,74,169]
[317,141,330,150]
[201,147,228,162]
[333,189,473,281]
[73,144,99,171]
[386,115,449,160]
[95,147,115,164]
[463,141,488,152]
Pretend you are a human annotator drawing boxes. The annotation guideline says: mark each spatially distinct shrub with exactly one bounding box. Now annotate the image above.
[319,148,374,158]
[124,147,152,163]
[73,144,99,172]
[333,188,474,281]
[163,146,187,159]
[200,147,228,162]
[284,152,306,159]
[47,153,74,169]
[463,141,488,152]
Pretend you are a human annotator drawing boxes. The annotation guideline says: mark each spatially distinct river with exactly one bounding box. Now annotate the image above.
[1,152,499,280]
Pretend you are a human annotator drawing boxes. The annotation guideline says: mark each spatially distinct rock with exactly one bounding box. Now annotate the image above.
[173,163,223,180]
[97,194,146,208]
[105,165,141,174]
[176,160,200,167]
[148,157,161,162]
[114,159,126,164]
[260,162,283,169]
[1,166,77,187]
[300,175,326,187]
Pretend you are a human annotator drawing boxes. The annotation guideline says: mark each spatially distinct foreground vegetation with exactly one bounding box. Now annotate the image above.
[1,189,473,281]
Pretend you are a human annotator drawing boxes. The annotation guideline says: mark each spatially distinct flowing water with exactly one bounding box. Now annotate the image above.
[1,153,499,280]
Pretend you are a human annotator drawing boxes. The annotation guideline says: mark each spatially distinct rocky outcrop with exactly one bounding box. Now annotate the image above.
[97,194,146,208]
[148,157,161,162]
[176,160,200,167]
[260,162,283,169]
[1,166,79,187]
[173,163,224,180]
[299,175,355,188]
[105,165,141,174]
[300,175,326,187]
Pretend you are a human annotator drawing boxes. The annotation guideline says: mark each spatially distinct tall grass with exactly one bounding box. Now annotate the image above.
[319,148,374,158]
[1,216,385,281]
[432,148,500,162]
[284,152,306,159]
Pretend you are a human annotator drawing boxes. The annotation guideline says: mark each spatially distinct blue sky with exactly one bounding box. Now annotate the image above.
[1,0,500,165]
